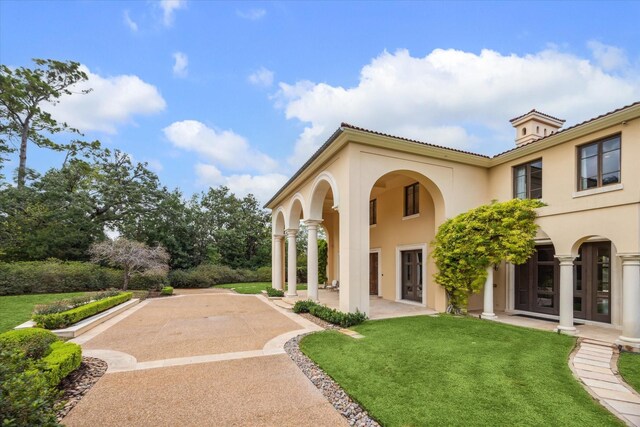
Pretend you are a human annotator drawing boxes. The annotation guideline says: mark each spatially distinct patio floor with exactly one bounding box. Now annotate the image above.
[469,310,622,344]
[286,288,438,320]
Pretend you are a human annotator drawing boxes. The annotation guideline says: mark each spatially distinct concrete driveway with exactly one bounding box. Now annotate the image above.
[63,290,347,427]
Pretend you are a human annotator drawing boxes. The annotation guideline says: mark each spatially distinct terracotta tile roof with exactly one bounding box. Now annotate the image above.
[265,101,640,208]
[495,101,640,157]
[509,109,566,124]
[340,122,491,158]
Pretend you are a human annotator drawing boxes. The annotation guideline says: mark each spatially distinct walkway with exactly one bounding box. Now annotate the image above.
[570,339,640,426]
[62,290,347,426]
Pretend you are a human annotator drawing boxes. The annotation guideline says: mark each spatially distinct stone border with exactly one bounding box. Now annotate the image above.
[57,356,108,421]
[284,334,380,427]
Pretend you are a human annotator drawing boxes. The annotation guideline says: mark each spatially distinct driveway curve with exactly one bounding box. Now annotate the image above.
[63,290,346,427]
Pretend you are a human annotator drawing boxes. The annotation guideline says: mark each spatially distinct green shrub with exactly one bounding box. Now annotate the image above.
[33,289,122,315]
[128,272,168,290]
[256,266,272,282]
[33,292,132,329]
[266,287,284,298]
[0,349,61,427]
[292,300,367,328]
[168,264,265,288]
[41,341,82,388]
[0,260,122,295]
[160,286,173,296]
[0,328,58,360]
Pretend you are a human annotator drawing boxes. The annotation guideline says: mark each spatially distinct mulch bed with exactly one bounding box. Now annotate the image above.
[56,356,108,421]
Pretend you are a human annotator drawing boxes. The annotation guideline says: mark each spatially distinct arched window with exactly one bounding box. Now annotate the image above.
[522,127,527,136]
[536,126,540,133]
[544,128,547,136]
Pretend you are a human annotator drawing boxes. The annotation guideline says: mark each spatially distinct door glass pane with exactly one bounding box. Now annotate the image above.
[597,298,609,315]
[537,265,554,292]
[574,264,582,291]
[574,297,582,311]
[537,293,553,308]
[537,247,554,262]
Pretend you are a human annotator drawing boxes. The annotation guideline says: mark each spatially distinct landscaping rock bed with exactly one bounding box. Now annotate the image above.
[284,334,380,427]
[299,312,340,330]
[57,356,107,421]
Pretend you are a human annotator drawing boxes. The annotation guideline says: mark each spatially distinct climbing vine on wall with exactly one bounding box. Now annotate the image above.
[432,198,544,313]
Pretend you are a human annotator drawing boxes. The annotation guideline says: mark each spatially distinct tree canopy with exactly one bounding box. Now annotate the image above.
[432,198,544,313]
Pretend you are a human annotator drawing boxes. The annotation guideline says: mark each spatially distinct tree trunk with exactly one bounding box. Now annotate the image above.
[17,123,29,189]
[123,266,130,291]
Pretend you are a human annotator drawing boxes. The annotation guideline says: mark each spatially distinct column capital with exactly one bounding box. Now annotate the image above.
[303,219,323,228]
[273,234,284,241]
[554,254,575,265]
[619,253,640,264]
[284,228,298,237]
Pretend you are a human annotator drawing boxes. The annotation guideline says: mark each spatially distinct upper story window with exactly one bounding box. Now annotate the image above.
[513,159,542,199]
[404,183,419,216]
[578,135,621,191]
[369,199,377,225]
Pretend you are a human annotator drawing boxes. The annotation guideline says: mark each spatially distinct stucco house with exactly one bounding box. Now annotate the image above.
[265,102,640,350]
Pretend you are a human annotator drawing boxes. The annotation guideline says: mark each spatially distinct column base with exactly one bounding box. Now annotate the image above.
[285,292,298,298]
[555,325,577,335]
[616,336,640,352]
[481,312,498,320]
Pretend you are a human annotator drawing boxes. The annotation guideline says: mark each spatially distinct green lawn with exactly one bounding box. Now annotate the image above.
[214,282,307,294]
[300,315,621,426]
[0,292,85,333]
[618,352,640,393]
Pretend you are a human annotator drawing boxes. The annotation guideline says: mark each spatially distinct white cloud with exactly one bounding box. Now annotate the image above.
[587,41,629,71]
[123,10,138,32]
[276,47,640,166]
[144,159,164,173]
[46,65,166,134]
[248,67,274,87]
[236,8,266,21]
[163,120,278,173]
[160,0,186,27]
[195,163,288,203]
[172,52,188,78]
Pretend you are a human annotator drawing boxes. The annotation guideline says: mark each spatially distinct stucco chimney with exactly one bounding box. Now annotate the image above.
[510,110,565,147]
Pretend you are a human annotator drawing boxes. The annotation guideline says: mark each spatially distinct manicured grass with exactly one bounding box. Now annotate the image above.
[300,315,621,426]
[214,282,307,294]
[0,292,84,333]
[618,352,640,393]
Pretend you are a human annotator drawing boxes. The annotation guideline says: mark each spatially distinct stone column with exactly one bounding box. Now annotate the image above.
[555,255,577,335]
[617,254,640,351]
[272,234,284,290]
[482,266,497,320]
[285,229,298,297]
[304,220,322,302]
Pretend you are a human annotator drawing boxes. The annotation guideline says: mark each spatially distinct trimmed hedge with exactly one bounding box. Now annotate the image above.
[160,286,173,296]
[129,272,169,291]
[292,300,367,328]
[33,292,133,329]
[0,260,122,295]
[266,287,284,298]
[168,264,272,288]
[0,328,58,359]
[42,341,82,387]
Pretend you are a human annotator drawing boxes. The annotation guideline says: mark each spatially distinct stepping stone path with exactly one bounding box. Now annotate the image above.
[571,339,640,426]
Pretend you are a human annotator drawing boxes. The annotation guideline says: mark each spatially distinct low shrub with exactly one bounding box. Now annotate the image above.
[33,289,122,315]
[292,300,367,328]
[160,286,174,296]
[0,328,58,359]
[168,264,267,288]
[0,260,122,295]
[0,348,61,427]
[33,292,132,329]
[266,287,284,298]
[128,272,169,290]
[42,341,82,388]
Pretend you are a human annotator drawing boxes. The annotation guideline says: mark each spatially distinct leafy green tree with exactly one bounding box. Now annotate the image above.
[0,59,90,188]
[432,198,544,313]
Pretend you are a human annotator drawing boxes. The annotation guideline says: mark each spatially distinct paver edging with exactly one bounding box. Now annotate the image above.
[284,333,380,427]
[569,338,640,426]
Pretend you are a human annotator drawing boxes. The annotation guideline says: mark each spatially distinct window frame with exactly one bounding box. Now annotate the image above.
[369,199,377,226]
[404,182,419,217]
[512,158,543,200]
[576,134,621,192]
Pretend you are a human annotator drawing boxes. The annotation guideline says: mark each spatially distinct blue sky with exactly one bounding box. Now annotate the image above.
[1,1,639,202]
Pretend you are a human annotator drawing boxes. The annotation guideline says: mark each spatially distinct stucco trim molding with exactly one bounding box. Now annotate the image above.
[572,183,624,199]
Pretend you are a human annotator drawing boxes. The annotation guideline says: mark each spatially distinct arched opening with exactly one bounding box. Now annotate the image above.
[271,209,286,290]
[368,170,445,309]
[513,241,559,316]
[283,196,305,297]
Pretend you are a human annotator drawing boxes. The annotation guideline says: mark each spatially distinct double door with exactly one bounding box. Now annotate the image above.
[401,250,423,303]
